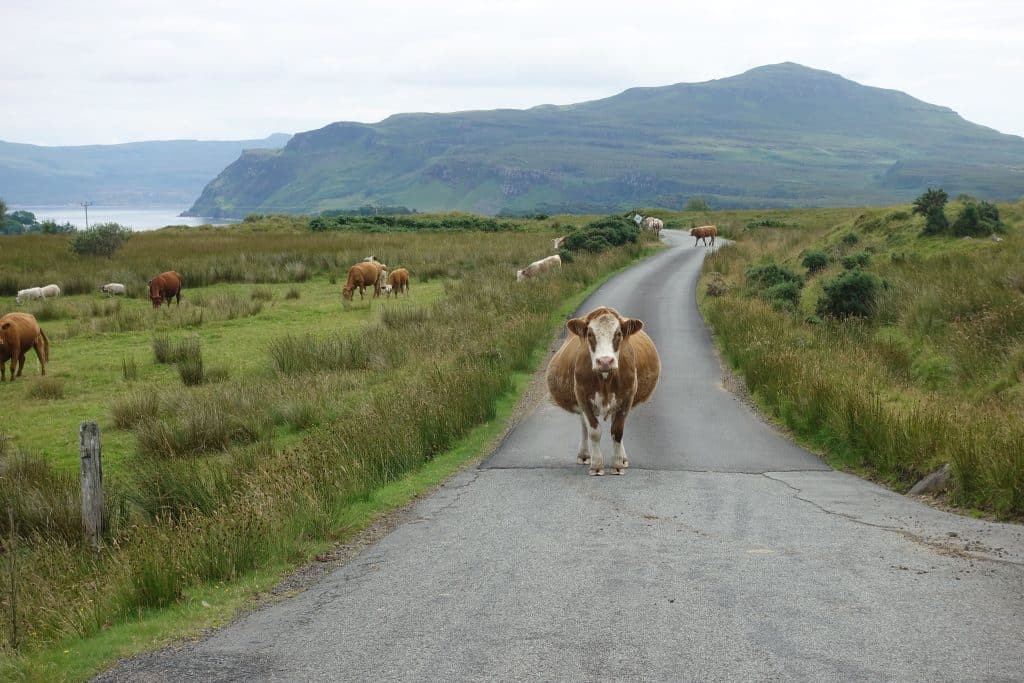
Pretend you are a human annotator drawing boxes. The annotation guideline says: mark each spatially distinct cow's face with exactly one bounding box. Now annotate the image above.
[342,287,354,301]
[567,311,643,375]
[516,269,525,282]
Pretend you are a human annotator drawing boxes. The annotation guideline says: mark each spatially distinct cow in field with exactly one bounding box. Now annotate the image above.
[100,283,127,297]
[342,261,386,301]
[690,225,717,246]
[0,312,49,382]
[148,271,183,308]
[15,287,43,305]
[41,284,61,298]
[387,268,410,298]
[516,254,561,282]
[546,306,660,476]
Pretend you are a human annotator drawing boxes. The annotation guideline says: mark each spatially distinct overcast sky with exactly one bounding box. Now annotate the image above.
[3,0,1023,146]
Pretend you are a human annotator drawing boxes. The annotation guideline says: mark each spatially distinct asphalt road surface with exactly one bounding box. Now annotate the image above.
[98,231,1024,682]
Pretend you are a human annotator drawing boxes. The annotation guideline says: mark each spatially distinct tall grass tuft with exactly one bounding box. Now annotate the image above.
[26,377,65,400]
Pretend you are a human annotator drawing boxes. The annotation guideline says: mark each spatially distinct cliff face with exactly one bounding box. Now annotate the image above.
[185,64,1024,217]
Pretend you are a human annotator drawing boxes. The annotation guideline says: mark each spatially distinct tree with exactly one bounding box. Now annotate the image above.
[685,197,710,212]
[69,222,133,257]
[912,188,949,236]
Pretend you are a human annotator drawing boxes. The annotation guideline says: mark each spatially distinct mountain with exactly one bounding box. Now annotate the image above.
[185,64,1024,217]
[0,134,291,206]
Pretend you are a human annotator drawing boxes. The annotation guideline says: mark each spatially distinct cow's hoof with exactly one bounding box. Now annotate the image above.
[612,467,625,475]
[577,455,590,465]
[589,468,604,477]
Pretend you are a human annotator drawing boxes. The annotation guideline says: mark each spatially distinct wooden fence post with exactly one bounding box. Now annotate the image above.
[80,421,104,548]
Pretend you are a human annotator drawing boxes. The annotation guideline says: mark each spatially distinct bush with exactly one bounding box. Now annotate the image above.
[801,250,829,274]
[842,252,871,269]
[68,222,133,257]
[685,198,710,211]
[764,281,802,309]
[952,200,1005,237]
[745,262,803,291]
[561,216,640,254]
[817,269,881,318]
[913,188,949,235]
[841,231,859,245]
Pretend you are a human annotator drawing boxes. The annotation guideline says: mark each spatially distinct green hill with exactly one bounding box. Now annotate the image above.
[0,134,291,205]
[185,63,1024,218]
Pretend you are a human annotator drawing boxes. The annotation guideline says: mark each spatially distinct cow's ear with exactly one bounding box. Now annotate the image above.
[1,322,9,330]
[621,318,644,337]
[566,317,588,337]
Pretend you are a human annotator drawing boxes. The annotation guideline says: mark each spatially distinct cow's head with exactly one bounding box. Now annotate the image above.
[342,286,354,301]
[567,307,643,376]
[515,269,526,282]
[148,279,163,308]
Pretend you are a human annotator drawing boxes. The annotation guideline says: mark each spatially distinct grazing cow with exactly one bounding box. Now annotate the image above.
[641,217,664,234]
[0,312,49,382]
[516,254,561,282]
[15,287,43,305]
[100,283,127,297]
[546,306,660,476]
[690,225,718,246]
[387,268,410,298]
[148,271,183,308]
[342,261,386,301]
[41,284,61,299]
[552,236,566,250]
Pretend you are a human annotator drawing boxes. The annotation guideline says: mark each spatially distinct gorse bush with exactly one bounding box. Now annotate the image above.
[913,188,949,236]
[817,269,881,318]
[952,200,1005,237]
[561,216,640,254]
[842,252,871,269]
[68,222,133,257]
[801,250,829,273]
[745,262,803,291]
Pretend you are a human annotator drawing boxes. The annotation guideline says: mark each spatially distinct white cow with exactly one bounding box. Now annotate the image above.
[16,287,43,304]
[641,217,664,234]
[516,254,562,282]
[41,284,61,298]
[100,283,127,297]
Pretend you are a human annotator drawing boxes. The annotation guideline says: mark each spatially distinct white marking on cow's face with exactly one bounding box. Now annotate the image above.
[586,314,623,373]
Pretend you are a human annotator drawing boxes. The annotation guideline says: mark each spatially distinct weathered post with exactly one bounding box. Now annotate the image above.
[79,421,103,548]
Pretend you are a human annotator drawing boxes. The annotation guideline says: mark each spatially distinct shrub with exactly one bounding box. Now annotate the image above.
[817,269,881,318]
[705,273,728,297]
[745,217,792,229]
[801,250,829,274]
[285,287,301,300]
[952,200,1005,237]
[913,188,949,235]
[745,262,803,291]
[68,222,133,257]
[561,216,640,254]
[841,231,859,245]
[842,252,871,269]
[685,198,710,211]
[764,281,802,309]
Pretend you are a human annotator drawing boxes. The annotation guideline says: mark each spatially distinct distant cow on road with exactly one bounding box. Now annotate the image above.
[690,225,717,246]
[546,306,660,476]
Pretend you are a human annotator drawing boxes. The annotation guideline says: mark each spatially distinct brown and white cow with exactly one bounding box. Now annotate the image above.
[690,225,717,246]
[641,216,664,234]
[387,268,410,298]
[516,254,561,282]
[546,306,660,476]
[342,261,386,301]
[0,312,49,382]
[148,271,183,308]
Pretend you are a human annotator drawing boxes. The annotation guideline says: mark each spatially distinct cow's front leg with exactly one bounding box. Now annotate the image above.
[584,409,604,476]
[610,407,631,474]
[576,412,590,465]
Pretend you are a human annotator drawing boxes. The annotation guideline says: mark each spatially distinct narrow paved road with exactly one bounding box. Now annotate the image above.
[99,231,1024,682]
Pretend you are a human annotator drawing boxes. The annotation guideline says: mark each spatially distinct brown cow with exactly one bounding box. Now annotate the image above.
[0,312,49,382]
[342,261,386,301]
[546,306,660,476]
[387,268,410,298]
[148,271,183,308]
[690,225,717,246]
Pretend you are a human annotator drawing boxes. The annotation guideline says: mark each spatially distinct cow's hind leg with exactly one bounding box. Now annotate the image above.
[576,413,590,465]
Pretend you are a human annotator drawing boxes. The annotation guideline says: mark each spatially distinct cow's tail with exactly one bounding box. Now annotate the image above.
[40,329,50,363]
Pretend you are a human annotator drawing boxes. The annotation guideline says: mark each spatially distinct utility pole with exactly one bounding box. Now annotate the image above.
[81,201,93,229]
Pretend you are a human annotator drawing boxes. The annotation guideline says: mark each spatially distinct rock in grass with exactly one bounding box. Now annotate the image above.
[908,463,951,496]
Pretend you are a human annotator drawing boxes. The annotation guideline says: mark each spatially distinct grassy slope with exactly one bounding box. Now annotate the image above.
[689,200,1024,517]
